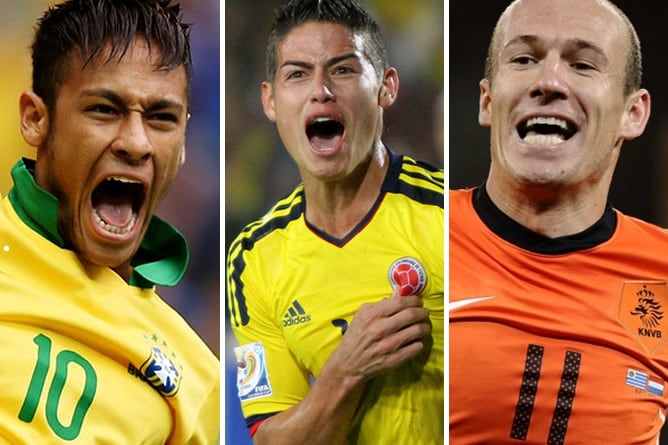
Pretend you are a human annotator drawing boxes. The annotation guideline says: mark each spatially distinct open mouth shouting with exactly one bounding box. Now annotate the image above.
[517,116,577,145]
[91,176,146,239]
[306,114,346,155]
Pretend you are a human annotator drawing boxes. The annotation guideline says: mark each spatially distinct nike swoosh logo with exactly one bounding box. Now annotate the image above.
[448,296,494,312]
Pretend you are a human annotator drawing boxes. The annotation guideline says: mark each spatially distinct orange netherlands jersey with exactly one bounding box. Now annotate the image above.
[450,187,668,445]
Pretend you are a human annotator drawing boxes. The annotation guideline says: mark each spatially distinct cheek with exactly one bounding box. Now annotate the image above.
[274,95,303,131]
[154,142,186,191]
[45,138,93,195]
[348,88,379,121]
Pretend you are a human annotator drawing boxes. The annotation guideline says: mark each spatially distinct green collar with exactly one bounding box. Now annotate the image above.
[8,158,189,288]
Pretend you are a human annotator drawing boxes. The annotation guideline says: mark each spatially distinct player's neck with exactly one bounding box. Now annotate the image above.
[485,175,610,238]
[112,261,133,283]
[303,148,388,239]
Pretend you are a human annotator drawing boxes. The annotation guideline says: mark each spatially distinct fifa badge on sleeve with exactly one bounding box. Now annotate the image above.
[234,342,273,402]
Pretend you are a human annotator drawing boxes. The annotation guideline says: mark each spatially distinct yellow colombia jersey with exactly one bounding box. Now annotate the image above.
[227,151,444,444]
[0,159,220,444]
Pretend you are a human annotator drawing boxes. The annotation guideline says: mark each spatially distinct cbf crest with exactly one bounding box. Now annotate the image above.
[139,333,183,397]
[619,281,668,354]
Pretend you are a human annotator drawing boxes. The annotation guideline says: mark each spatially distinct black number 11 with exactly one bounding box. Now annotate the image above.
[510,344,581,444]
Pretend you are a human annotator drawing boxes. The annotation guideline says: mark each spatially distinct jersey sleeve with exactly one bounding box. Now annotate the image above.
[227,239,311,424]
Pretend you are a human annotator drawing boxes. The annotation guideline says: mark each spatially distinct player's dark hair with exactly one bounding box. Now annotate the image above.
[484,0,642,96]
[266,0,388,82]
[30,0,192,110]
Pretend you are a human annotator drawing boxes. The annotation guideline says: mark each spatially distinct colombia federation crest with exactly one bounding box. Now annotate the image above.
[388,257,427,296]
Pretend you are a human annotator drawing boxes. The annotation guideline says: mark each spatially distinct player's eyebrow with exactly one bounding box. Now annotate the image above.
[503,34,541,50]
[279,52,360,71]
[504,34,608,62]
[81,88,186,113]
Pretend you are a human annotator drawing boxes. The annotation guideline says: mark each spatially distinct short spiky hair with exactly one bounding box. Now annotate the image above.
[31,0,192,109]
[265,0,388,82]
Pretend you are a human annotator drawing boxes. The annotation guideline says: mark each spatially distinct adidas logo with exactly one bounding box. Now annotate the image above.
[283,300,311,327]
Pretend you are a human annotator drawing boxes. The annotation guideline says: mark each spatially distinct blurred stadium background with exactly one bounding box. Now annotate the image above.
[225,0,443,442]
[0,1,220,359]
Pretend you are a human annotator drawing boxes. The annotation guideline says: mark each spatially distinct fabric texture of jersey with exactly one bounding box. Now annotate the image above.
[450,187,668,444]
[228,151,444,444]
[0,159,220,444]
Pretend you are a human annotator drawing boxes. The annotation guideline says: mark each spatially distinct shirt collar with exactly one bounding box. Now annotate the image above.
[8,158,189,288]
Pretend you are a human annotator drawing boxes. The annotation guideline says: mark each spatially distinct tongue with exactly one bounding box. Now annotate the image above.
[96,198,134,228]
[310,134,342,152]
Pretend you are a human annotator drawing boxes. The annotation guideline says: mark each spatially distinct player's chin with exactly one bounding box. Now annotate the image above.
[76,235,141,274]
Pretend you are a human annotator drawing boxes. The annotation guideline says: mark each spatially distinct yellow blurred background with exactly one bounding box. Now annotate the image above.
[0,1,44,192]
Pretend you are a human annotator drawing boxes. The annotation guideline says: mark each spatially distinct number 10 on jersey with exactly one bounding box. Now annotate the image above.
[18,333,97,440]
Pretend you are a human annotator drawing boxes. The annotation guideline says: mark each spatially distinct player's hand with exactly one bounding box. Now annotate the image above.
[327,288,431,384]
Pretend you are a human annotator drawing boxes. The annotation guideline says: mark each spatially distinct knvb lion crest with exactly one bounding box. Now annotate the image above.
[631,293,664,329]
[619,281,668,354]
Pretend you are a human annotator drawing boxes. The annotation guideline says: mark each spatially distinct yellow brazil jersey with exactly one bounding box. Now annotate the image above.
[0,159,220,444]
[227,151,444,444]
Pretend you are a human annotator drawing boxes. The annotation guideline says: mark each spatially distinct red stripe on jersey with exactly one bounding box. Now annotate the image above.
[249,418,268,437]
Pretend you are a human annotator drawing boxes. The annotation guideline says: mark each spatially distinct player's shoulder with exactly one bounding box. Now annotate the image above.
[449,187,473,200]
[228,184,305,254]
[398,153,443,181]
[616,209,668,243]
[390,152,444,208]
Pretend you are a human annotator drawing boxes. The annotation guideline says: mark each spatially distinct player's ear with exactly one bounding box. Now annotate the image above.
[178,114,189,166]
[19,90,49,147]
[379,67,399,109]
[178,144,186,166]
[261,81,277,122]
[479,78,492,128]
[620,88,650,141]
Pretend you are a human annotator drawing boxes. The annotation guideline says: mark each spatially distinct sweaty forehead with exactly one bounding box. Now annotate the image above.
[498,0,628,56]
[276,22,364,63]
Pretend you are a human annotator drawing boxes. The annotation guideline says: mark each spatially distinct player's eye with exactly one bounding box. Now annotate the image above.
[286,70,305,80]
[148,112,178,123]
[510,55,536,66]
[333,66,354,75]
[571,61,595,71]
[87,104,118,115]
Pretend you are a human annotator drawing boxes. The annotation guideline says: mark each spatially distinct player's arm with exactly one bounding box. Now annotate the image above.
[252,291,431,445]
